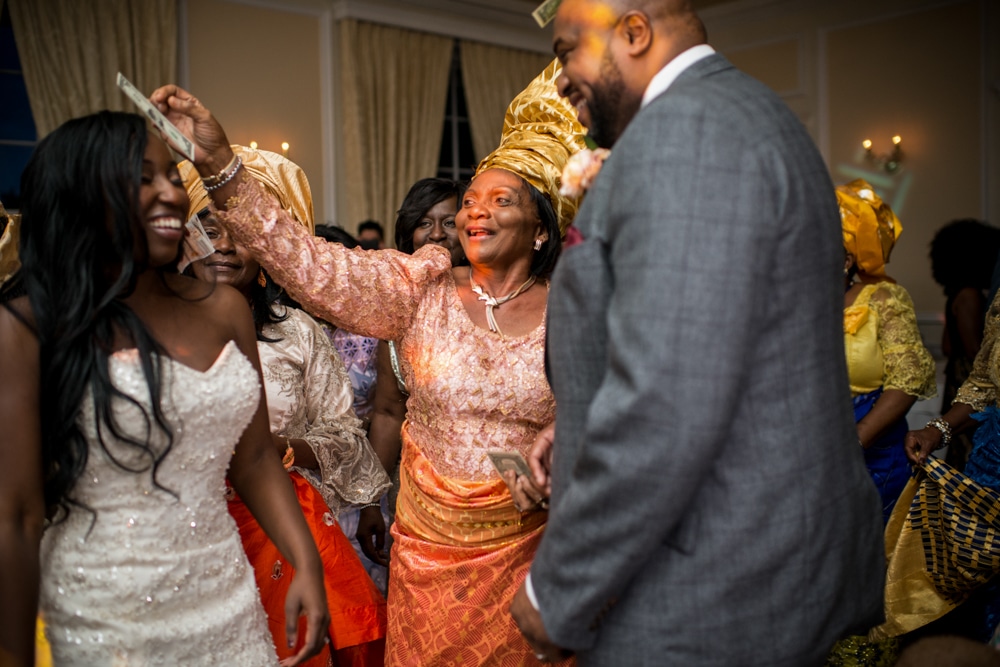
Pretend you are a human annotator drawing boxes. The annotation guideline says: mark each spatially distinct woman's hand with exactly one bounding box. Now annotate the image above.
[279,562,331,667]
[356,505,388,567]
[148,84,233,174]
[905,426,942,465]
[503,470,549,513]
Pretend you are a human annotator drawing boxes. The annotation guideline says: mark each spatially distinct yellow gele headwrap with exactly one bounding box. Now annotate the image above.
[475,59,589,235]
[0,201,20,286]
[837,178,902,277]
[179,145,315,232]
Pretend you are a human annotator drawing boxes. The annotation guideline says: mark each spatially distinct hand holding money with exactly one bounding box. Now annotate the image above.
[148,84,235,178]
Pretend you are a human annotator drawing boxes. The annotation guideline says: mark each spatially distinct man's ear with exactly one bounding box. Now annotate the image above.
[619,11,652,55]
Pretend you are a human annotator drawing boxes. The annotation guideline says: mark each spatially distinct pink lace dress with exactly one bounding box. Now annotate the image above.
[217,179,560,666]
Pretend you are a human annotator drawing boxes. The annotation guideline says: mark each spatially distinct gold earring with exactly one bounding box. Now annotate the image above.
[534,238,543,251]
[257,269,267,287]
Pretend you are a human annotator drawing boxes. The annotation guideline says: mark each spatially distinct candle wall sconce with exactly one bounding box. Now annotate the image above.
[861,135,903,173]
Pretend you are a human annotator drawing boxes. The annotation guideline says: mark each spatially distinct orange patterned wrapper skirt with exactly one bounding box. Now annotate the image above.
[229,471,387,667]
[385,441,573,666]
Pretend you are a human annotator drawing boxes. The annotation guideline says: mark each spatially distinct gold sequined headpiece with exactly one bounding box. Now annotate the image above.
[0,201,20,286]
[476,59,589,235]
[179,145,315,232]
[837,178,902,277]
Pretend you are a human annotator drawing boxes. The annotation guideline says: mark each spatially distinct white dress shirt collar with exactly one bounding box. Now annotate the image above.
[640,44,716,108]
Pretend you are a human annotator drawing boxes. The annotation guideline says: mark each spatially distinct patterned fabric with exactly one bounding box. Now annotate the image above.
[870,454,1000,640]
[258,307,389,516]
[215,176,560,665]
[387,443,569,666]
[955,294,1000,411]
[844,282,937,398]
[39,342,278,666]
[322,323,380,421]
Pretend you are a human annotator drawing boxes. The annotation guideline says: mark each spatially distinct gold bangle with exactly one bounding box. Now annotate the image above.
[202,153,238,186]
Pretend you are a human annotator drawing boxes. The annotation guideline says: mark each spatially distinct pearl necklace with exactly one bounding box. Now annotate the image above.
[468,273,536,336]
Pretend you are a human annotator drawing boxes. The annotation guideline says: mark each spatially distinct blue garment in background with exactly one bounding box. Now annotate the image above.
[854,388,911,523]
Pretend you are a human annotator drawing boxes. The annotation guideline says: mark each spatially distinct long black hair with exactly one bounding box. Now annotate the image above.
[18,111,177,521]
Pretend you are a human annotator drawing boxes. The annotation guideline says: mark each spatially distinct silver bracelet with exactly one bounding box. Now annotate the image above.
[203,155,243,192]
[926,417,952,450]
[360,501,381,510]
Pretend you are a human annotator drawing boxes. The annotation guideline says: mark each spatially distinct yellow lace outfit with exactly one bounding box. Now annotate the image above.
[844,281,937,400]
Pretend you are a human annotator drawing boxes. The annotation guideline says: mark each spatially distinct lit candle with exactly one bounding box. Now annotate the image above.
[862,139,873,151]
[281,142,289,157]
[250,141,258,150]
[891,135,901,146]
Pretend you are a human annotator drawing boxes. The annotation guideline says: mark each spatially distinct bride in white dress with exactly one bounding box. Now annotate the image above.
[0,111,329,667]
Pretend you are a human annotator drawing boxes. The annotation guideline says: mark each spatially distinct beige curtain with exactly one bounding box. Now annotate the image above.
[8,0,177,138]
[339,20,453,245]
[460,41,554,163]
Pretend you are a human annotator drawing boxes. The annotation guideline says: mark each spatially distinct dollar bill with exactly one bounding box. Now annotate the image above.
[532,0,562,27]
[177,212,216,273]
[116,72,196,162]
[488,450,533,479]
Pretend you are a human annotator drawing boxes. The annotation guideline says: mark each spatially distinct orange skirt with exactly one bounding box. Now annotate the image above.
[385,442,572,667]
[228,472,387,667]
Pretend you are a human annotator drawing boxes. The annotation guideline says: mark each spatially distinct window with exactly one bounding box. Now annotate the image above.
[0,2,38,210]
[436,43,475,184]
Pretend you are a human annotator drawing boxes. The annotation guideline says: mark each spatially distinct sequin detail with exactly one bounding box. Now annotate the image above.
[38,341,279,666]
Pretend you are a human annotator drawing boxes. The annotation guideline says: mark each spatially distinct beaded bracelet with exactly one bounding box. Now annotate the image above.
[202,153,239,187]
[360,502,381,510]
[925,417,952,450]
[203,155,243,193]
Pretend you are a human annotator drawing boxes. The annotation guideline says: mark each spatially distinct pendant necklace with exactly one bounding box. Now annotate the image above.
[469,272,536,337]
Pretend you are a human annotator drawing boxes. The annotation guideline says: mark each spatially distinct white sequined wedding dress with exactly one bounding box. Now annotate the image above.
[38,341,279,666]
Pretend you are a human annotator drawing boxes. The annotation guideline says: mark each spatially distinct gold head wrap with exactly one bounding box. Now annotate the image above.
[475,59,589,235]
[0,201,20,286]
[179,145,315,232]
[837,178,902,277]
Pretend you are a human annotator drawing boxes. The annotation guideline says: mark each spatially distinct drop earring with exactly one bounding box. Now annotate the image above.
[533,238,543,251]
[257,269,267,287]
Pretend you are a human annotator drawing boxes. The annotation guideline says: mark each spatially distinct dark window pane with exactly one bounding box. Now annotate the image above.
[0,143,34,209]
[438,119,452,168]
[0,72,37,139]
[457,119,475,170]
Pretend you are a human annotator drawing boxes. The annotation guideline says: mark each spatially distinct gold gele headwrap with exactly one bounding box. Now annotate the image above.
[837,178,902,277]
[0,201,20,286]
[179,145,315,232]
[476,59,589,235]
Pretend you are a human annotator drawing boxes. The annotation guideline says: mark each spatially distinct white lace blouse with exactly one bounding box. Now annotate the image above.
[259,306,390,516]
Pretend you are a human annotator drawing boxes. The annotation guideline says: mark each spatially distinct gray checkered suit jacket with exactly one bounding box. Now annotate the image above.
[531,54,884,666]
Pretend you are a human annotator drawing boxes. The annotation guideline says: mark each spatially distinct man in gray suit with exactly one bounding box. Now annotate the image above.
[509,0,885,664]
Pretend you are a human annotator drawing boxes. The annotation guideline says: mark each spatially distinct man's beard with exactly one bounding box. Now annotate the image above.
[587,52,641,149]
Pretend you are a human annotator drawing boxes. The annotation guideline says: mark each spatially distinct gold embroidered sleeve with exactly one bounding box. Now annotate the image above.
[215,177,453,341]
[293,312,391,514]
[954,293,1000,411]
[869,283,937,399]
